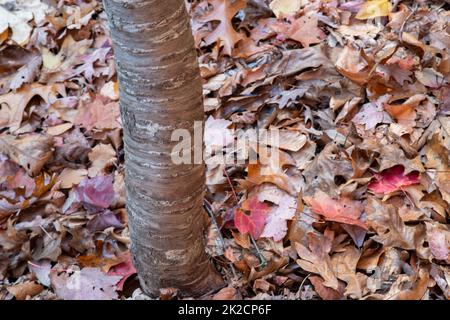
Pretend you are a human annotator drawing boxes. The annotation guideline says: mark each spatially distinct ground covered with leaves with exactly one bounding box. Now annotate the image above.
[0,0,449,300]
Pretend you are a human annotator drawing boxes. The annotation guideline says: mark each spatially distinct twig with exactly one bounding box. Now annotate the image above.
[203,200,237,278]
[223,167,239,204]
[299,273,311,300]
[250,235,267,269]
[40,224,55,240]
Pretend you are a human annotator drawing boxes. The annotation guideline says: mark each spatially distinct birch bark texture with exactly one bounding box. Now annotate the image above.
[103,0,223,296]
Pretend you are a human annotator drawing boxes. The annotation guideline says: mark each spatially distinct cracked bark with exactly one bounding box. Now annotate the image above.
[103,0,223,297]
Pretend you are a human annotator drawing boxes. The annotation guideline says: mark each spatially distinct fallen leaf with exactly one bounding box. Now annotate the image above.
[87,143,117,177]
[75,176,115,212]
[310,276,344,300]
[295,231,339,289]
[259,192,297,241]
[28,260,51,287]
[425,222,449,262]
[0,133,53,176]
[7,281,43,300]
[50,267,121,300]
[366,197,425,250]
[107,254,137,291]
[356,0,392,20]
[368,165,420,194]
[199,0,247,56]
[57,168,88,189]
[269,0,302,18]
[234,197,270,238]
[75,97,120,131]
[0,83,65,131]
[304,190,367,229]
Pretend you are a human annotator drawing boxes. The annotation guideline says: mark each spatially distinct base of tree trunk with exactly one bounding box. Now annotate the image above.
[137,259,224,298]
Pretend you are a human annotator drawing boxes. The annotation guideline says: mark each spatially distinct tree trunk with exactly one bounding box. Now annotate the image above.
[103,0,223,297]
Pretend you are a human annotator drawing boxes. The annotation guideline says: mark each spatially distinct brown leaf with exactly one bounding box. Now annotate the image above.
[87,143,117,178]
[310,276,344,300]
[199,0,247,56]
[0,83,65,131]
[247,147,298,195]
[212,287,240,300]
[366,197,425,250]
[7,282,43,300]
[331,245,364,298]
[303,143,353,197]
[295,231,339,289]
[75,97,121,131]
[0,133,53,176]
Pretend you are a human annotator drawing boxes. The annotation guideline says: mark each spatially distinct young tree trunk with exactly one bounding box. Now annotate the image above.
[103,0,223,297]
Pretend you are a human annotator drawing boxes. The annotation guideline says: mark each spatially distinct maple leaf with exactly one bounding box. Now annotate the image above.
[74,97,121,131]
[50,267,122,300]
[355,0,392,20]
[107,253,137,291]
[87,210,124,232]
[304,190,367,229]
[352,95,391,130]
[234,197,270,238]
[259,191,297,241]
[368,165,420,194]
[199,0,247,56]
[75,175,115,213]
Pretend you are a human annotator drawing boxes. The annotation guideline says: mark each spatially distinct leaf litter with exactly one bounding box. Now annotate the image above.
[0,0,449,300]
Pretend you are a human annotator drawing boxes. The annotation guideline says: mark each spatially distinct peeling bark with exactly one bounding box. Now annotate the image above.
[103,0,223,297]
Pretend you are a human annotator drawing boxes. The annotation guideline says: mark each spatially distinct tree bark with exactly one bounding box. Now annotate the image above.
[103,0,223,297]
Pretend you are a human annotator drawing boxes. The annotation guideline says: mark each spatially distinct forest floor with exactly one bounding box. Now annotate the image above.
[0,0,449,300]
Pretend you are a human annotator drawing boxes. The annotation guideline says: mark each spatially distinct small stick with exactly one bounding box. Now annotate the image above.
[250,235,267,269]
[40,224,55,240]
[223,167,239,204]
[299,273,311,300]
[203,200,237,278]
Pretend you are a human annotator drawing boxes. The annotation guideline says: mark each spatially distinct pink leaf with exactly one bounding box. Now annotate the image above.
[75,175,115,212]
[107,254,137,291]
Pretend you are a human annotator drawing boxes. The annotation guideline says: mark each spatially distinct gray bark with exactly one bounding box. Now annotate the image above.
[103,0,223,297]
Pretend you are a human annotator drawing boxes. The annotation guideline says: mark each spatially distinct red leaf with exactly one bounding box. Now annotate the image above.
[304,190,367,229]
[234,197,270,238]
[107,253,137,291]
[368,165,420,194]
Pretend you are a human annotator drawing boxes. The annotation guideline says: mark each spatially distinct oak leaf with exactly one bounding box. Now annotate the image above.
[199,0,247,56]
[295,231,339,289]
